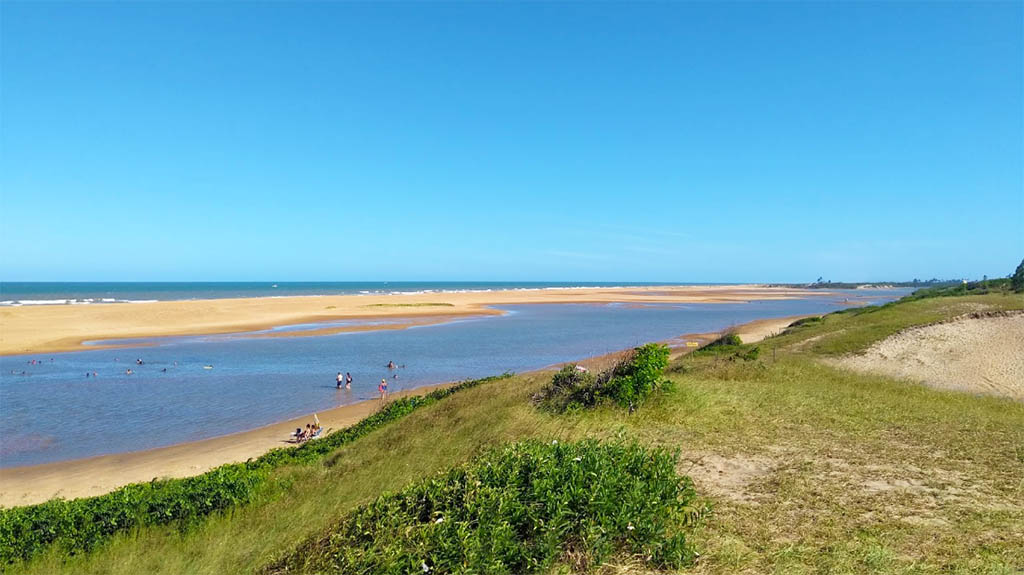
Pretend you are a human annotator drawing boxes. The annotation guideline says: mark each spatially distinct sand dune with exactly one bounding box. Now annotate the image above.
[834,311,1024,400]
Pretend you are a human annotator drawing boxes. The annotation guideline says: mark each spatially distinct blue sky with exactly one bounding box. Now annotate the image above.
[1,2,1020,282]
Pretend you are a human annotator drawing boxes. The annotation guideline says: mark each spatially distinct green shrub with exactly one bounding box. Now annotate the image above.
[738,346,761,361]
[602,342,671,407]
[788,316,823,328]
[0,374,512,566]
[0,463,266,564]
[705,333,742,348]
[265,440,704,575]
[535,343,671,412]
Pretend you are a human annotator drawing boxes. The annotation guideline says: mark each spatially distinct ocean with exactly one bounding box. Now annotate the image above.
[0,281,699,306]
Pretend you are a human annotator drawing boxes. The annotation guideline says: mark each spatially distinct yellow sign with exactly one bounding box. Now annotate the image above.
[685,341,699,348]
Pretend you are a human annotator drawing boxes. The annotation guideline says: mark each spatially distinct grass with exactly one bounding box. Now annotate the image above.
[7,293,1024,574]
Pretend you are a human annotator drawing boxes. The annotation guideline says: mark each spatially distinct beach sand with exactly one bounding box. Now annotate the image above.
[0,314,806,507]
[0,285,831,356]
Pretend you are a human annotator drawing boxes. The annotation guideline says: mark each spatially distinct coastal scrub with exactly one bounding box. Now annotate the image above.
[265,440,704,574]
[535,343,671,412]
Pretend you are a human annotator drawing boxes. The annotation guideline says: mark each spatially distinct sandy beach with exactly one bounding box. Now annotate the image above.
[0,285,830,356]
[0,314,804,507]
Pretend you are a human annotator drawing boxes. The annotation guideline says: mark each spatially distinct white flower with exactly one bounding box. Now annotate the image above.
[435,517,444,524]
[421,561,431,572]
[627,523,635,531]
[552,440,558,445]
[572,457,582,462]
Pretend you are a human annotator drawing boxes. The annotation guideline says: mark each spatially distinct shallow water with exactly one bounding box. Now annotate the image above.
[0,290,908,467]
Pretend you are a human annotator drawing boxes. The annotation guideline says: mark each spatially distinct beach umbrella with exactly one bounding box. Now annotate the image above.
[313,413,320,427]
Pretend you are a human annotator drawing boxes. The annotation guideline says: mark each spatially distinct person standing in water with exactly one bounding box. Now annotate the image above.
[379,378,388,402]
[345,372,352,389]
[336,372,344,389]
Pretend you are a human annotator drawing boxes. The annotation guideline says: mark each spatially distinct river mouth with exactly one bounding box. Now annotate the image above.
[0,290,910,467]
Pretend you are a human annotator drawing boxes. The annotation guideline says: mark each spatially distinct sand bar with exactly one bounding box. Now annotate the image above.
[0,314,809,507]
[0,285,831,356]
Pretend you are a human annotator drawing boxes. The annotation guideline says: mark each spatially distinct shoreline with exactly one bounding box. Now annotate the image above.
[0,285,835,356]
[0,313,809,507]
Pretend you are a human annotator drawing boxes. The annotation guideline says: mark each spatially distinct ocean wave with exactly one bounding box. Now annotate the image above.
[0,298,160,307]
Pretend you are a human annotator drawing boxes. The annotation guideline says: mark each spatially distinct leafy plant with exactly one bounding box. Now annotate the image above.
[265,440,704,574]
[535,343,671,412]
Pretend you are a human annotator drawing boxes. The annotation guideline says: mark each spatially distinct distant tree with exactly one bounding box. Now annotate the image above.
[1012,259,1024,293]
[912,278,920,284]
[816,276,823,284]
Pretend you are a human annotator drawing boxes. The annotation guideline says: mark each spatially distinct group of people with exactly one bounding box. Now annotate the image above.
[293,421,322,442]
[335,361,405,401]
[336,371,353,389]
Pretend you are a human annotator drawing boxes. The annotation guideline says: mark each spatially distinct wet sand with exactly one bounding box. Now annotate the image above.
[0,285,830,356]
[0,314,807,507]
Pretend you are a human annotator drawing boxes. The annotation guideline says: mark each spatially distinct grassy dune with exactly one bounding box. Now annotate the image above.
[9,292,1024,574]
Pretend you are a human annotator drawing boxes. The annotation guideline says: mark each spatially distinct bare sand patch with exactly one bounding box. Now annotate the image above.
[678,453,775,503]
[833,311,1024,400]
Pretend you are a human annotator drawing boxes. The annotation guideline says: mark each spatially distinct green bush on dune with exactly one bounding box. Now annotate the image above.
[0,374,512,566]
[265,440,704,575]
[700,333,743,350]
[535,343,671,412]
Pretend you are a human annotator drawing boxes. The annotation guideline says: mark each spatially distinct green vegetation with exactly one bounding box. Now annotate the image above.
[697,333,742,350]
[899,277,1013,301]
[0,374,511,566]
[771,291,1023,356]
[1013,258,1024,292]
[787,315,823,327]
[6,289,1024,575]
[534,343,671,412]
[267,440,703,574]
[363,302,456,308]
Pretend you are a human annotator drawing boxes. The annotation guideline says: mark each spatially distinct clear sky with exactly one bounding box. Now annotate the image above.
[1,1,1021,282]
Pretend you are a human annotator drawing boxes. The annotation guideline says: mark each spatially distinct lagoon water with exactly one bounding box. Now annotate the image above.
[0,290,909,467]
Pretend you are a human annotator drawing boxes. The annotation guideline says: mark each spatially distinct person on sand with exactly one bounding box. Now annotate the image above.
[379,378,388,401]
[294,427,303,441]
[336,372,344,389]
